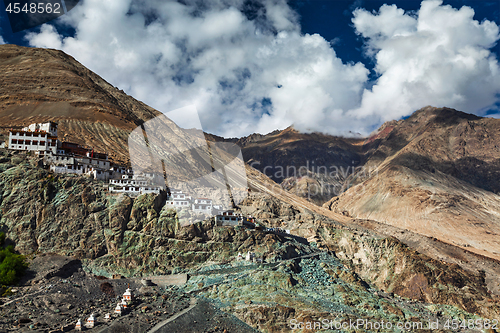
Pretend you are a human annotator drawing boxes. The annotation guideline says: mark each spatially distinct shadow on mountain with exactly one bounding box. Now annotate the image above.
[390,152,500,194]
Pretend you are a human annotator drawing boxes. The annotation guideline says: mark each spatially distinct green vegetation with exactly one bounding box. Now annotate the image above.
[0,232,28,286]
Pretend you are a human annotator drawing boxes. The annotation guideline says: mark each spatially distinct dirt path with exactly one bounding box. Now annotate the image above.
[147,297,198,333]
[0,289,44,308]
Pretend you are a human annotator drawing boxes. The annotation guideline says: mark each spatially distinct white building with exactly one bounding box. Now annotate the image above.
[87,167,114,181]
[110,174,148,187]
[23,122,57,136]
[215,211,243,227]
[75,155,111,170]
[44,152,114,180]
[49,163,85,175]
[165,189,191,209]
[192,198,213,214]
[8,122,60,155]
[109,185,161,196]
[108,173,164,196]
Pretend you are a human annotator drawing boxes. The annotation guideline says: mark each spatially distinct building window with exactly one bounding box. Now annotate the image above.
[40,141,45,145]
[33,141,38,145]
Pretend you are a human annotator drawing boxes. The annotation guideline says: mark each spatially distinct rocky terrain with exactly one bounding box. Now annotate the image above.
[1,151,500,332]
[1,44,500,332]
[324,107,500,263]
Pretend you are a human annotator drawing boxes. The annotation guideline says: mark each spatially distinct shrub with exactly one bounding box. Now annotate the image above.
[0,232,28,286]
[100,282,115,297]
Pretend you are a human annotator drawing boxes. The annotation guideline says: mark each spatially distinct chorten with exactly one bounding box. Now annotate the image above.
[85,313,95,328]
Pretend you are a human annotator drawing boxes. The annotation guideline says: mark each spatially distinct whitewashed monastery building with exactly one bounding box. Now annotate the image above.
[108,173,164,196]
[165,189,222,215]
[5,122,164,195]
[7,121,59,154]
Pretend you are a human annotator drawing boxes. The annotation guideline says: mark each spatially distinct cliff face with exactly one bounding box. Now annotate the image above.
[0,44,160,164]
[0,150,316,276]
[319,226,500,319]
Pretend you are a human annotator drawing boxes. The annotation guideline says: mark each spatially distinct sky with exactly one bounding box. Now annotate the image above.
[0,0,499,137]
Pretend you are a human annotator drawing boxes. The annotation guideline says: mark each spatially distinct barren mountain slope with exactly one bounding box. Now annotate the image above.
[362,106,500,192]
[326,107,500,261]
[0,44,161,164]
[207,126,365,205]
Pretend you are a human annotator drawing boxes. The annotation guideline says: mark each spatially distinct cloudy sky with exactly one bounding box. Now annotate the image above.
[1,0,500,137]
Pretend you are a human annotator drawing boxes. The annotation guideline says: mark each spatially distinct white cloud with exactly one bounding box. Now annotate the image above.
[25,0,500,137]
[0,36,5,45]
[26,24,62,49]
[352,0,500,123]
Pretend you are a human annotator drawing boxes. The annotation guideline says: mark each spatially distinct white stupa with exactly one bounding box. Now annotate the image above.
[85,313,95,328]
[114,303,123,316]
[121,298,128,309]
[123,287,134,302]
[75,319,82,331]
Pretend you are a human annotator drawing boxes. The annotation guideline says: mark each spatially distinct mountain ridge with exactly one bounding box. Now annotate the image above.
[0,44,161,164]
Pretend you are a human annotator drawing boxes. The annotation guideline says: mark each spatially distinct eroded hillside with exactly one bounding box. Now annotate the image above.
[0,44,161,164]
[325,107,500,262]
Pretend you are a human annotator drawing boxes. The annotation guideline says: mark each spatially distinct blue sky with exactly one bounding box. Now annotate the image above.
[293,1,499,63]
[2,1,499,70]
[1,0,499,137]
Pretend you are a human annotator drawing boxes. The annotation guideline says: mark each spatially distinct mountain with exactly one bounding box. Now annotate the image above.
[207,126,365,205]
[0,44,160,164]
[2,45,500,332]
[219,105,500,263]
[324,106,500,262]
